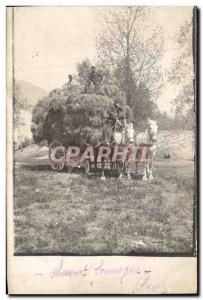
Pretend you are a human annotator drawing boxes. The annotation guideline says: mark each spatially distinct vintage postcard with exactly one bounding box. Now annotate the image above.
[7,6,198,294]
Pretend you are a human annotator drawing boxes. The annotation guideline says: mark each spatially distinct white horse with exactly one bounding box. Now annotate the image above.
[112,121,134,179]
[125,118,158,181]
[100,118,158,181]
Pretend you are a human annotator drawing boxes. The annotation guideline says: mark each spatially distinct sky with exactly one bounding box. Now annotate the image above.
[13,6,193,115]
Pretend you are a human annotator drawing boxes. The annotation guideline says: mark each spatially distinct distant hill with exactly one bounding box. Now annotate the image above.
[14,80,48,148]
[15,79,48,109]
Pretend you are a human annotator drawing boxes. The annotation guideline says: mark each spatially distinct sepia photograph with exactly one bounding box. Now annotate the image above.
[11,6,197,256]
[6,4,198,294]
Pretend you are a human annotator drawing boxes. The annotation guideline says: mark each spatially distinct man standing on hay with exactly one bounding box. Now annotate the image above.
[84,66,103,94]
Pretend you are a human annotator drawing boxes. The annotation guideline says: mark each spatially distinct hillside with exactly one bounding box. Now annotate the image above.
[14,80,48,147]
[15,79,48,109]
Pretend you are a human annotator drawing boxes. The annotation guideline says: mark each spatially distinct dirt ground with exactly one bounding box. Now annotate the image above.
[13,130,195,254]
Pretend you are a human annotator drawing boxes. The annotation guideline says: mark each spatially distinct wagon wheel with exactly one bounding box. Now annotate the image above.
[110,161,116,176]
[84,159,91,174]
[49,141,66,171]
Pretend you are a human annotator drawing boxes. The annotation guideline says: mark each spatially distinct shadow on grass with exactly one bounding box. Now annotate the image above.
[19,164,145,181]
[20,164,52,171]
[20,164,85,174]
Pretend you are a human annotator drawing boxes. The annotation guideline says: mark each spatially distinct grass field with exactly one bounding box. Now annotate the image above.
[14,130,195,254]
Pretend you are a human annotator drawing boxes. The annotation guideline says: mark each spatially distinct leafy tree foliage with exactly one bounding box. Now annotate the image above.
[13,82,29,129]
[96,7,164,107]
[76,59,92,86]
[76,58,111,86]
[169,20,194,113]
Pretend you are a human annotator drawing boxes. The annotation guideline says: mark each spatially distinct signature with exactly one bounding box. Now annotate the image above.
[50,259,88,279]
[48,258,164,292]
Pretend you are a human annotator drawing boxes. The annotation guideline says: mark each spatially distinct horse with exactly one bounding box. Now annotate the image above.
[83,124,113,180]
[111,120,134,179]
[95,118,129,180]
[125,118,158,181]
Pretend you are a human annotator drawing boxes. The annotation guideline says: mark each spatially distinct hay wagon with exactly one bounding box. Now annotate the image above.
[48,141,116,174]
[48,140,152,177]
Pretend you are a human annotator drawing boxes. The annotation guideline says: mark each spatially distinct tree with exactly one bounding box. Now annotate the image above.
[76,58,111,86]
[13,82,29,150]
[131,82,153,128]
[13,83,25,128]
[76,59,92,85]
[96,7,164,107]
[169,20,194,113]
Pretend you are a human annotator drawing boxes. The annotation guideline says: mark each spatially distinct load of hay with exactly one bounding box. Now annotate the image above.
[31,83,128,147]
